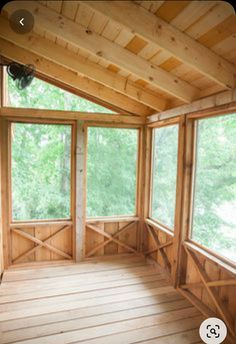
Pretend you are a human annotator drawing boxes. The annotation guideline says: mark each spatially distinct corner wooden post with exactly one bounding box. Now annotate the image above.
[75,120,86,261]
[175,117,195,287]
[0,64,4,274]
[0,117,10,269]
[172,115,186,286]
[140,125,152,253]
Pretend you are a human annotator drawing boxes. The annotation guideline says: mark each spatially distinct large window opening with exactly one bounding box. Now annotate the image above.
[86,127,138,217]
[191,113,236,263]
[150,125,179,229]
[5,72,115,113]
[11,122,72,221]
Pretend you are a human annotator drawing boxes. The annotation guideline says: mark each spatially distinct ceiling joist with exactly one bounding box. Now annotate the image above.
[83,0,236,89]
[0,17,167,112]
[4,1,199,103]
[0,38,153,117]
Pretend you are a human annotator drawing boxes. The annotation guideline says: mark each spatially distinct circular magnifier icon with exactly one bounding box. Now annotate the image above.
[199,318,227,344]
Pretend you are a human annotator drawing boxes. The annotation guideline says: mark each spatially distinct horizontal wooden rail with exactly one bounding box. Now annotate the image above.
[145,218,174,237]
[10,220,73,228]
[0,107,145,124]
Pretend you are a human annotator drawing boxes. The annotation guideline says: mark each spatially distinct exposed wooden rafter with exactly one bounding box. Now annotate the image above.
[84,1,236,89]
[0,16,167,112]
[0,38,152,117]
[3,1,199,103]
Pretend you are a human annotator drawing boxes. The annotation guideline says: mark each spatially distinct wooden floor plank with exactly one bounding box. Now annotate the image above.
[0,265,163,293]
[0,257,203,344]
[0,292,184,331]
[139,329,200,344]
[2,257,146,282]
[1,300,192,343]
[0,274,168,303]
[68,317,203,344]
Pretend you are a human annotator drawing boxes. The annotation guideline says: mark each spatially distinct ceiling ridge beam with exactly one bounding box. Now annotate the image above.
[83,0,236,89]
[0,16,167,112]
[4,1,199,103]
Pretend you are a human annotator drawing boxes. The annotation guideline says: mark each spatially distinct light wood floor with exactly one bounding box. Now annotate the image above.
[0,255,204,344]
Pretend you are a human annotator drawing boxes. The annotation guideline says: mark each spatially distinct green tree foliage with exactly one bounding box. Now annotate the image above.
[87,127,138,217]
[7,75,115,113]
[151,125,178,229]
[192,114,236,262]
[12,123,71,220]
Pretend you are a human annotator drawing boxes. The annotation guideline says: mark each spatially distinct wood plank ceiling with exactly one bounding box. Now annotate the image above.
[0,0,236,116]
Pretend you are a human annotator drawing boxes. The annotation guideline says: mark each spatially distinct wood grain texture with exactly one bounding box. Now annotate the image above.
[0,256,204,344]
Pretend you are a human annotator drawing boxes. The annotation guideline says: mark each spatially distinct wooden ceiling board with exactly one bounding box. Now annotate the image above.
[46,0,62,13]
[155,1,191,22]
[61,1,79,20]
[185,2,234,40]
[198,15,236,49]
[149,50,173,66]
[138,43,161,61]
[159,57,182,72]
[102,20,122,42]
[136,1,165,14]
[170,1,218,32]
[114,28,134,48]
[212,35,236,58]
[125,36,148,55]
[88,11,109,35]
[75,2,94,27]
[191,76,217,90]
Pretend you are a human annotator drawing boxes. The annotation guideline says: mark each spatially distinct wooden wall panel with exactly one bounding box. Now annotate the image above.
[85,220,139,258]
[104,222,118,255]
[145,222,174,277]
[10,222,73,265]
[11,228,35,263]
[182,250,236,336]
[118,221,137,254]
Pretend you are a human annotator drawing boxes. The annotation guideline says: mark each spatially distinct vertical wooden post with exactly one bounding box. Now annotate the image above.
[136,126,145,252]
[0,118,10,268]
[0,64,3,275]
[172,115,186,286]
[75,120,86,261]
[175,117,195,287]
[139,125,152,253]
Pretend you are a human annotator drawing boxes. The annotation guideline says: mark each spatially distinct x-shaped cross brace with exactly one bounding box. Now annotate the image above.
[145,223,172,274]
[11,225,72,263]
[86,221,139,257]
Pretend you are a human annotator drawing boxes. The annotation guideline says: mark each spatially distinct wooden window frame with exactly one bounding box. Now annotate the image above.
[84,122,142,220]
[184,108,236,271]
[8,117,76,225]
[147,117,181,234]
